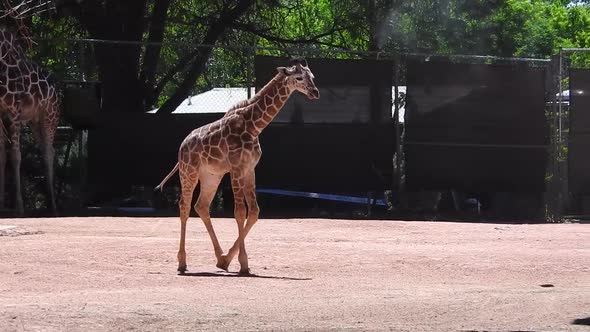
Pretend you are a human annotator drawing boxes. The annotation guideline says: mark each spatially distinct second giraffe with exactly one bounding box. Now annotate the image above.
[156,58,319,275]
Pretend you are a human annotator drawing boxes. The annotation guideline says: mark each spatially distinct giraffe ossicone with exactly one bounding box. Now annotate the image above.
[156,59,319,274]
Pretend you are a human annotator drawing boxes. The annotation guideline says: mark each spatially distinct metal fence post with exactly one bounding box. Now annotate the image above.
[78,40,87,210]
[547,54,562,221]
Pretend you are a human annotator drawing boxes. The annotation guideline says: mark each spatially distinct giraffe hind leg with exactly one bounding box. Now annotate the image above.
[177,166,198,274]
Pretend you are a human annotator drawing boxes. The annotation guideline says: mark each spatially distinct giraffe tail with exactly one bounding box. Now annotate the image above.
[154,162,179,192]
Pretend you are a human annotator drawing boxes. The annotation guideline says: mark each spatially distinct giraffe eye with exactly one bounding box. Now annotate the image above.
[295,77,304,81]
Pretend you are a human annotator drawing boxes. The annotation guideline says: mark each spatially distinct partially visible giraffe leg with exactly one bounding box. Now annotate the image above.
[217,171,244,271]
[8,118,23,215]
[222,169,259,271]
[223,169,253,275]
[30,120,57,215]
[177,165,198,274]
[0,121,6,210]
[193,172,226,270]
[42,123,57,215]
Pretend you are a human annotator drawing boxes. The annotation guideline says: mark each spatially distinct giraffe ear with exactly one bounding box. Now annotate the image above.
[277,66,290,75]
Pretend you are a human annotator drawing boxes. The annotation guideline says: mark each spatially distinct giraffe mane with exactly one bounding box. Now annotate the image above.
[227,71,285,112]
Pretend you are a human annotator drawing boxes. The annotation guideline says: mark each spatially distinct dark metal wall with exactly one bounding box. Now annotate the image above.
[85,56,553,205]
[86,115,394,199]
[254,56,393,124]
[255,123,394,192]
[404,59,549,192]
[87,114,222,199]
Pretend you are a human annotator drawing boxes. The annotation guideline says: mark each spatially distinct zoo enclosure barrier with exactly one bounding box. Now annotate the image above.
[556,48,590,218]
[25,38,587,219]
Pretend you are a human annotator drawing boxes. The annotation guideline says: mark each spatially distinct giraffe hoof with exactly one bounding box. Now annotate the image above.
[238,268,252,276]
[216,257,229,272]
[177,266,187,275]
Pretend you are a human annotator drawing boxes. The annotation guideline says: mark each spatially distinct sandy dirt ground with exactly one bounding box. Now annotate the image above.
[0,217,589,332]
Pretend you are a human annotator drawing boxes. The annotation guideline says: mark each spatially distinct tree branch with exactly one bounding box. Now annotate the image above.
[152,46,201,101]
[231,21,350,47]
[140,0,171,110]
[156,0,255,114]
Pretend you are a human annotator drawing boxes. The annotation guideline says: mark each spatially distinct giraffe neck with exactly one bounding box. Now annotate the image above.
[0,28,23,110]
[0,26,33,80]
[0,26,51,84]
[243,73,293,136]
[0,27,26,58]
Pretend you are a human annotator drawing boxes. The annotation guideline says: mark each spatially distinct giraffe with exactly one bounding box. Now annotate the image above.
[0,4,60,215]
[155,58,319,275]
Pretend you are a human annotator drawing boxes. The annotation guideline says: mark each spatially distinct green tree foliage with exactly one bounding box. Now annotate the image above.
[340,0,589,58]
[22,0,590,115]
[492,0,590,58]
[29,0,358,113]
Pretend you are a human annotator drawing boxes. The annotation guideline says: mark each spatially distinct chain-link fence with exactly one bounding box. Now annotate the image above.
[554,48,590,220]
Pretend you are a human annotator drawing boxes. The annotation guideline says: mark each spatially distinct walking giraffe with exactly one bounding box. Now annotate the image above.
[156,59,319,274]
[0,3,60,215]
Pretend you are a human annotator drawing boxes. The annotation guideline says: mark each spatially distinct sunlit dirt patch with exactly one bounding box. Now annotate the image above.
[0,225,43,237]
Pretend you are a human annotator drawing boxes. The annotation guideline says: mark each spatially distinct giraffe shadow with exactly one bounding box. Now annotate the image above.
[179,271,312,281]
[572,317,590,326]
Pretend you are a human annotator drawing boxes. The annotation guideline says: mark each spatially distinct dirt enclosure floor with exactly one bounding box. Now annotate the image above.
[0,217,589,332]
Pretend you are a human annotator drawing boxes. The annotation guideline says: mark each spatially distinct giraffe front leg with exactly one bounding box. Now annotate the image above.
[222,169,259,275]
[236,215,249,275]
[31,122,57,215]
[216,176,245,272]
[223,170,259,272]
[43,146,57,215]
[9,120,24,215]
[41,131,57,215]
[230,171,250,274]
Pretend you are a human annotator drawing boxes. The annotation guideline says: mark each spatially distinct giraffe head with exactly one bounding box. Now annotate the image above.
[277,58,320,100]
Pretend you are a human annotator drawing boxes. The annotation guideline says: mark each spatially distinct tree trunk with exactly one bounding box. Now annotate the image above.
[75,0,148,113]
[368,0,381,53]
[95,46,145,113]
[141,0,172,111]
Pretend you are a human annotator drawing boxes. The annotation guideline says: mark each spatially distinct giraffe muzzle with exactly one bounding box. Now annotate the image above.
[308,88,320,100]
